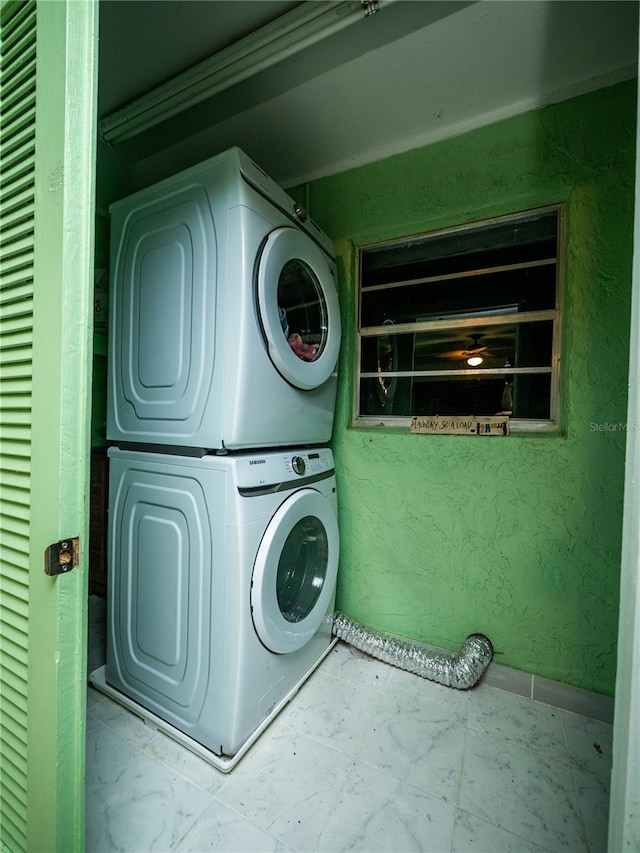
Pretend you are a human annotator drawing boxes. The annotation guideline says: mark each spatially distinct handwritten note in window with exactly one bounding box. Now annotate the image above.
[410,416,510,436]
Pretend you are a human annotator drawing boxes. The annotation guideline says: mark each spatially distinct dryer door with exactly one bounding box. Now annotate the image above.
[251,488,339,653]
[257,227,341,390]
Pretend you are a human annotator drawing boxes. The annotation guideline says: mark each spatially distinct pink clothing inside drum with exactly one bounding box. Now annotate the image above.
[288,333,318,362]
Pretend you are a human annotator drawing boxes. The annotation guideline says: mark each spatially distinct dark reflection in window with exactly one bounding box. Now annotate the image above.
[362,210,557,287]
[361,322,553,374]
[358,208,559,422]
[361,265,555,328]
[361,373,551,420]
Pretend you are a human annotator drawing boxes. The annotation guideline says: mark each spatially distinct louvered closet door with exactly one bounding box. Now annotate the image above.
[0,3,35,850]
[0,2,97,851]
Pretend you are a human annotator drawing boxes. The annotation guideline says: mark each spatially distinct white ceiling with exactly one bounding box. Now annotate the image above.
[98,0,639,188]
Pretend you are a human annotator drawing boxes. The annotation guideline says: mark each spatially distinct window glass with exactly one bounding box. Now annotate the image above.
[361,321,553,373]
[360,374,551,419]
[362,210,557,285]
[278,260,328,362]
[276,516,328,623]
[357,207,561,429]
[360,265,555,327]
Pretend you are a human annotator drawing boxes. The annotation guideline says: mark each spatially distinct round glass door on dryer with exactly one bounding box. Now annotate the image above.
[218,218,341,451]
[258,227,340,392]
[251,485,339,653]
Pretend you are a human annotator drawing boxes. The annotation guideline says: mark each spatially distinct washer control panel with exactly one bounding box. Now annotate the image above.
[284,449,333,479]
[235,448,334,489]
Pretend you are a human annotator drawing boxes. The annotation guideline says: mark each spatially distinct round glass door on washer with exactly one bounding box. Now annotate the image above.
[104,446,338,761]
[252,487,339,653]
[107,146,341,452]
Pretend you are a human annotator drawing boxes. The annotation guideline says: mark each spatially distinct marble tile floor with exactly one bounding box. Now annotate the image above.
[86,599,612,853]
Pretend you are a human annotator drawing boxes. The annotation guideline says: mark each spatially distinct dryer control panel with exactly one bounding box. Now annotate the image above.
[235,448,334,490]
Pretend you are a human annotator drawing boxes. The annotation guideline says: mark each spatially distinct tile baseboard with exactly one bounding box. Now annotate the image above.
[475,660,614,723]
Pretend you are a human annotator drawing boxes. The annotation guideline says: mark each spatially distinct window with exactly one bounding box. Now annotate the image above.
[356,206,562,432]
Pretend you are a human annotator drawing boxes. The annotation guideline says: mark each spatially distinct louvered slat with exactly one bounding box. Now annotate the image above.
[0,486,31,515]
[1,64,36,117]
[0,613,29,651]
[1,39,36,77]
[0,583,29,618]
[0,389,32,409]
[0,2,35,850]
[0,90,35,144]
[0,395,32,413]
[0,330,33,351]
[0,777,28,834]
[0,699,28,739]
[0,468,29,493]
[0,804,26,853]
[0,213,33,246]
[1,781,27,825]
[0,403,32,420]
[0,115,35,167]
[1,738,28,783]
[0,148,36,193]
[1,30,34,74]
[0,262,33,288]
[0,245,31,273]
[1,232,33,259]
[0,655,28,693]
[0,266,34,293]
[0,182,34,219]
[0,424,32,444]
[0,643,28,679]
[0,1,34,55]
[1,65,36,119]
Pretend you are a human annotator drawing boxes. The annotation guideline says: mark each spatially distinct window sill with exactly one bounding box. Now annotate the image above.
[352,416,562,435]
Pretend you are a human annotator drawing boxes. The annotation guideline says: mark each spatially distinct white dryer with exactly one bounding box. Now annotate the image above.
[103,446,338,763]
[106,147,341,452]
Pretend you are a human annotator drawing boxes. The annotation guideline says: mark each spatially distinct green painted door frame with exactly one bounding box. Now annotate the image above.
[29,1,98,848]
[1,0,97,850]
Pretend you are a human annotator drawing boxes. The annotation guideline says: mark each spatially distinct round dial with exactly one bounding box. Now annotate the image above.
[292,456,306,476]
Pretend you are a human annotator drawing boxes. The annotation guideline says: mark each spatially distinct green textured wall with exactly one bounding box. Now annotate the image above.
[300,81,636,696]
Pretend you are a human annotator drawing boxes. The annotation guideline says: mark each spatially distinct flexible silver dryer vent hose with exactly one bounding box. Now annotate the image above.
[331,612,493,690]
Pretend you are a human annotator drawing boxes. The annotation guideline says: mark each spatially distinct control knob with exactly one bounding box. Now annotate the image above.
[292,456,306,476]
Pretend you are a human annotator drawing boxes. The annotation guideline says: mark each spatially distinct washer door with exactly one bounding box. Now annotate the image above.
[251,488,339,654]
[257,227,340,390]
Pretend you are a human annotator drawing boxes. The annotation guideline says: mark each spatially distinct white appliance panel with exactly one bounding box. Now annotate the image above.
[108,463,221,731]
[113,184,218,436]
[106,447,338,758]
[107,147,340,451]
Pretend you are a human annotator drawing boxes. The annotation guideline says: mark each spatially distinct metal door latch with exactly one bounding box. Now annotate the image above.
[44,537,79,576]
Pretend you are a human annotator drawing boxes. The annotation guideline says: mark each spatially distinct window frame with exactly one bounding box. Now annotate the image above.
[354,204,565,434]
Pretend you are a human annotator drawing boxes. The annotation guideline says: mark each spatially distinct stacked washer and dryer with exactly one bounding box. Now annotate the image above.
[92,148,341,770]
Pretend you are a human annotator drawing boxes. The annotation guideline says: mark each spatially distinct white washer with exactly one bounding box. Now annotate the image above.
[102,446,338,763]
[106,147,341,452]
